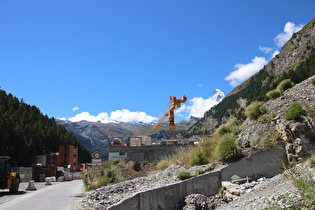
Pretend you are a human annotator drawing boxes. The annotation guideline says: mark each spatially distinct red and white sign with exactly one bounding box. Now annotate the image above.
[93,164,100,172]
[93,151,100,159]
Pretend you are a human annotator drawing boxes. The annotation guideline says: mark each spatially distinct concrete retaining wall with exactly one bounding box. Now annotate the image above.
[108,145,192,162]
[108,147,287,209]
[221,146,287,181]
[109,170,221,210]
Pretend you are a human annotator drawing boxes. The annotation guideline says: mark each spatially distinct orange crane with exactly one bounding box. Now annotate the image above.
[153,95,187,140]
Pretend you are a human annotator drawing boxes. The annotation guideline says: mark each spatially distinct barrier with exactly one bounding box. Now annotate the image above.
[108,147,287,210]
[26,180,37,191]
[45,177,52,185]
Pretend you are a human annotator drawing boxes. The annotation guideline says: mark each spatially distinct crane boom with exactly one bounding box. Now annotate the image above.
[152,95,187,140]
[152,109,170,130]
[95,128,111,145]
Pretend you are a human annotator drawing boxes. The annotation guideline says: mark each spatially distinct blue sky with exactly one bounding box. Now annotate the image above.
[1,1,314,123]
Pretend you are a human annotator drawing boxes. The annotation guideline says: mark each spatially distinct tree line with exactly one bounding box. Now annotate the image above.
[0,90,91,166]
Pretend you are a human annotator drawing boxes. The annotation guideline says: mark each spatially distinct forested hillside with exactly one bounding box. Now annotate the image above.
[0,90,91,166]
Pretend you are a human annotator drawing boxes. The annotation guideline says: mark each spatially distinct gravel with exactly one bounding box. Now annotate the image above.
[79,160,315,209]
[79,163,215,209]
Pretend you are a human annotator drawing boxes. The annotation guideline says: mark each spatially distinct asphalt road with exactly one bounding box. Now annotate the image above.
[0,180,85,210]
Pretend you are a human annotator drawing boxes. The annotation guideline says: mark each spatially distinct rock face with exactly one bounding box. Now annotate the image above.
[237,75,315,165]
[265,17,315,77]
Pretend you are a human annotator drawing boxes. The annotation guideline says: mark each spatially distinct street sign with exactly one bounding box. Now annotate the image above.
[92,159,102,164]
[93,151,101,159]
[93,164,100,173]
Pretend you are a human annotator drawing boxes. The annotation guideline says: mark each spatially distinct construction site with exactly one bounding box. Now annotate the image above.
[106,95,203,162]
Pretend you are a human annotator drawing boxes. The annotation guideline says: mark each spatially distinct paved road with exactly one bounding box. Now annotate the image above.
[0,180,85,210]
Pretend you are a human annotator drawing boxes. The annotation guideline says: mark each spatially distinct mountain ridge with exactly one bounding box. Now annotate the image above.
[184,17,315,137]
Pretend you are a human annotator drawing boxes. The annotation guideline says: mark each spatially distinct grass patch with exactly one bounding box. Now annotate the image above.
[216,133,241,163]
[245,101,267,119]
[277,79,294,92]
[191,149,208,166]
[157,155,175,170]
[177,171,192,180]
[266,89,282,99]
[266,79,294,100]
[284,156,315,208]
[83,160,122,191]
[285,102,306,121]
[215,118,241,136]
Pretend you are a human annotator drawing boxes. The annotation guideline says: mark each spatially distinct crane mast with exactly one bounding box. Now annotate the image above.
[95,128,111,146]
[153,95,187,140]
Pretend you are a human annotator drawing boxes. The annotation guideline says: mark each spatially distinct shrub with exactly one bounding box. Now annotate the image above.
[216,133,241,163]
[277,79,294,92]
[215,118,241,136]
[84,161,120,191]
[245,101,266,119]
[191,150,208,166]
[177,171,192,180]
[216,124,229,136]
[285,103,305,120]
[312,79,315,85]
[266,89,281,99]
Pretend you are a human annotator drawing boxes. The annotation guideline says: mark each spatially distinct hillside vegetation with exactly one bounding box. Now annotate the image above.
[183,17,315,137]
[0,90,91,165]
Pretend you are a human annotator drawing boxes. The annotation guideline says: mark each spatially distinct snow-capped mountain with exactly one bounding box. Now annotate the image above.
[184,89,225,119]
[211,89,225,102]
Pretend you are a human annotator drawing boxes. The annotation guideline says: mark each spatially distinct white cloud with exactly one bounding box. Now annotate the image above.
[259,46,272,54]
[225,21,303,87]
[59,117,66,121]
[271,50,280,58]
[225,56,267,86]
[110,109,158,123]
[274,22,304,47]
[67,109,158,123]
[175,89,225,118]
[68,112,110,123]
[198,84,203,87]
[72,107,79,111]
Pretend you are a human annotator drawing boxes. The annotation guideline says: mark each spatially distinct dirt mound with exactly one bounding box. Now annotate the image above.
[114,161,160,180]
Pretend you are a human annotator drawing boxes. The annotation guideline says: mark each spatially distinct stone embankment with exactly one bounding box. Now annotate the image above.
[237,75,315,165]
[79,164,216,209]
[180,159,315,210]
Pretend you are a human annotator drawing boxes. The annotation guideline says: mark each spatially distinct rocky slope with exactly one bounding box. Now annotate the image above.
[180,155,315,210]
[237,75,315,165]
[186,17,315,137]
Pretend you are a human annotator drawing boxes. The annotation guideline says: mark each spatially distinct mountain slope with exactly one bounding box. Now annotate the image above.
[183,17,315,137]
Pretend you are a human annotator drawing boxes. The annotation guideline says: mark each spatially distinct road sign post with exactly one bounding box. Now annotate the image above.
[92,151,101,173]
